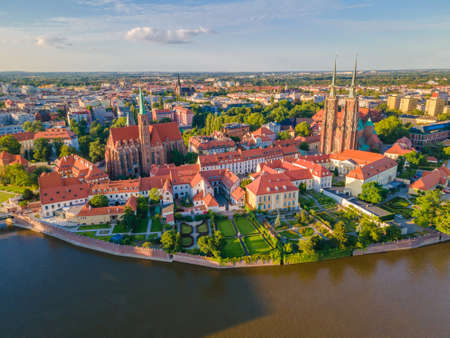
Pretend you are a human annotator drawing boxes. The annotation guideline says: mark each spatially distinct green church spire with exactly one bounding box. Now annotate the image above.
[138,87,146,115]
[329,57,337,98]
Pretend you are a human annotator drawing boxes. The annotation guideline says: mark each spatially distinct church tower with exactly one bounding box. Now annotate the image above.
[137,88,152,175]
[343,56,359,150]
[320,58,339,154]
[175,73,182,97]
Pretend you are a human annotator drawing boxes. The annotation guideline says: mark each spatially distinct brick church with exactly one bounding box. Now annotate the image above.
[105,89,186,178]
[320,58,359,154]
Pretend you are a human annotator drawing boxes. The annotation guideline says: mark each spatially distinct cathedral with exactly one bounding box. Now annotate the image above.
[105,89,186,178]
[320,58,360,155]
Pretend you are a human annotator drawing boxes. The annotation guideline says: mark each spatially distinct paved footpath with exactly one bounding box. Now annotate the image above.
[145,213,152,240]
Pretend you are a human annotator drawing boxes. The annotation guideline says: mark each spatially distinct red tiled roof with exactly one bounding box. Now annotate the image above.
[39,172,89,205]
[410,167,449,191]
[330,149,384,166]
[0,151,28,167]
[203,193,219,207]
[109,122,182,145]
[231,186,245,201]
[346,157,397,180]
[246,173,298,195]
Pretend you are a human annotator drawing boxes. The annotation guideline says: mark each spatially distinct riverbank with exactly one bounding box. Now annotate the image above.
[13,214,450,269]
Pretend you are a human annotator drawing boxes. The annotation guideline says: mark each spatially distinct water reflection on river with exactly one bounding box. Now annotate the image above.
[1,229,449,338]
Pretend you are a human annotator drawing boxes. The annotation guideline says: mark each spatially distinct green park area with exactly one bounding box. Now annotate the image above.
[243,235,272,255]
[234,216,258,235]
[380,197,413,219]
[222,238,245,258]
[216,218,236,237]
[181,236,193,247]
[132,217,149,233]
[298,227,314,237]
[196,222,209,234]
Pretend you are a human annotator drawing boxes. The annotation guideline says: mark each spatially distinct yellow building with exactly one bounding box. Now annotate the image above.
[245,173,299,211]
[425,97,446,117]
[387,94,401,111]
[399,96,418,114]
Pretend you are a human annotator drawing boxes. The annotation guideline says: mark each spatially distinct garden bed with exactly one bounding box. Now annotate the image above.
[181,223,193,235]
[243,235,272,255]
[196,222,209,235]
[235,216,258,235]
[216,218,236,237]
[298,227,314,237]
[181,236,194,247]
[222,238,245,258]
[380,197,413,219]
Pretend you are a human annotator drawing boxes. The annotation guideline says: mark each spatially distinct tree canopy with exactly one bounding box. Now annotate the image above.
[0,135,21,154]
[374,116,409,144]
[358,182,387,204]
[89,194,109,207]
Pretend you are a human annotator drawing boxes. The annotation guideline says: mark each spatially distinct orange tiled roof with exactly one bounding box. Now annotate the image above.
[410,167,449,191]
[39,172,89,205]
[346,157,397,180]
[330,149,384,166]
[0,151,28,167]
[246,172,298,196]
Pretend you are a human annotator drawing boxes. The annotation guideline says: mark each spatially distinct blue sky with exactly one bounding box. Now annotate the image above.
[0,0,449,71]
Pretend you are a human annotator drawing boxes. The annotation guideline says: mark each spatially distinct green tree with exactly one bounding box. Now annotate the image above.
[299,237,315,256]
[23,120,44,132]
[59,144,77,158]
[240,178,252,189]
[405,150,425,167]
[70,119,88,136]
[299,142,309,151]
[89,139,105,163]
[122,206,137,231]
[112,117,127,128]
[90,194,109,207]
[136,197,149,219]
[374,116,409,144]
[197,230,224,258]
[78,135,90,158]
[412,190,442,228]
[358,182,387,204]
[278,131,292,140]
[161,230,181,253]
[295,122,311,136]
[33,138,52,162]
[0,135,21,154]
[149,188,160,204]
[52,138,64,157]
[333,221,348,249]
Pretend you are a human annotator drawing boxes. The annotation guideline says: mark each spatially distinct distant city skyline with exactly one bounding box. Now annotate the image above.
[1,0,449,72]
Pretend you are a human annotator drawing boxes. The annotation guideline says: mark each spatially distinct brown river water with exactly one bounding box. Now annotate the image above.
[0,229,449,338]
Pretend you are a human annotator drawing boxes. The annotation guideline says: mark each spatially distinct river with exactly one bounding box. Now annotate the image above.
[1,228,449,338]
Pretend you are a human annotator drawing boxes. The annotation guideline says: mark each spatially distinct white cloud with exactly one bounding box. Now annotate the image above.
[126,27,211,44]
[35,36,72,49]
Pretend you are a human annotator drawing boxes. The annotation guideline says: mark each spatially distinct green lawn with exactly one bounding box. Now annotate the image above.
[150,217,163,232]
[280,230,301,240]
[132,217,150,233]
[0,191,15,203]
[235,216,258,235]
[181,223,193,235]
[216,218,236,237]
[222,238,245,258]
[78,224,110,231]
[308,191,337,209]
[196,222,209,234]
[380,197,413,219]
[78,231,97,238]
[243,235,272,255]
[181,236,193,247]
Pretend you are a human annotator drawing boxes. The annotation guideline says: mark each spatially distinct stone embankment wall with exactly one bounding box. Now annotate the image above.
[353,232,450,256]
[13,215,278,269]
[14,215,171,262]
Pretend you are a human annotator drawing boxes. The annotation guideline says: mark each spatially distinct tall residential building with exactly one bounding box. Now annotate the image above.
[425,97,446,117]
[387,94,401,111]
[320,58,358,154]
[399,96,418,114]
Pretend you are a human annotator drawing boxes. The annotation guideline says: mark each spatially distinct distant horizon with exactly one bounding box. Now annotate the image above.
[1,67,450,75]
